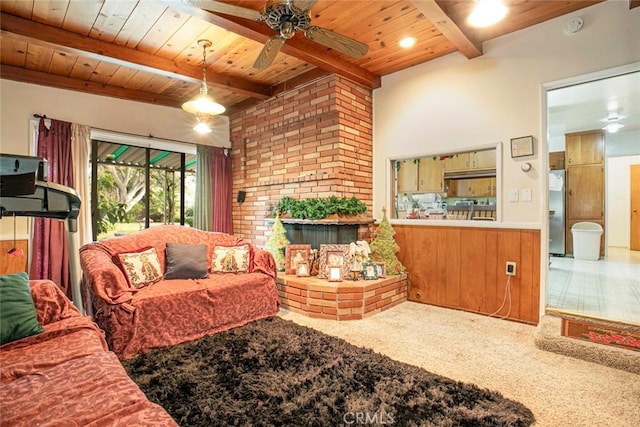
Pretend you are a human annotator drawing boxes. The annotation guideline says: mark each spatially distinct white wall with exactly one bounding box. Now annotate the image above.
[0,79,230,236]
[607,155,640,248]
[373,0,640,224]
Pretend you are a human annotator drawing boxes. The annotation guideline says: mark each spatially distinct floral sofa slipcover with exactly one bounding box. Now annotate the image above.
[0,278,176,426]
[79,225,280,360]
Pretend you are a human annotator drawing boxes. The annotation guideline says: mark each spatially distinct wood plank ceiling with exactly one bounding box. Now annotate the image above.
[1,0,621,116]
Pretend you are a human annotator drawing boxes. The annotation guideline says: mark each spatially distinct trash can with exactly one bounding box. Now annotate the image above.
[571,222,603,261]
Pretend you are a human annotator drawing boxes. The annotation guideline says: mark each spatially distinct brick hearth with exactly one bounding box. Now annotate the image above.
[277,274,408,320]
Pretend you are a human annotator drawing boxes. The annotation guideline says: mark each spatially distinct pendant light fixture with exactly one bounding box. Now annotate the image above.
[182,39,225,134]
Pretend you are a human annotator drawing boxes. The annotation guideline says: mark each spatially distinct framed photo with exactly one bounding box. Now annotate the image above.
[510,136,534,158]
[328,266,343,282]
[318,244,352,280]
[362,262,378,280]
[296,262,310,277]
[374,262,386,278]
[285,244,311,275]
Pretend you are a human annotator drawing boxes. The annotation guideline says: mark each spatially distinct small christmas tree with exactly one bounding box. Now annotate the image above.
[369,207,405,275]
[264,212,290,272]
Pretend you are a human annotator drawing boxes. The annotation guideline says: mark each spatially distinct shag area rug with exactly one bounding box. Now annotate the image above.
[123,317,534,426]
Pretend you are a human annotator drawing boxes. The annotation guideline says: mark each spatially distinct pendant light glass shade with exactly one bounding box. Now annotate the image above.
[182,39,225,132]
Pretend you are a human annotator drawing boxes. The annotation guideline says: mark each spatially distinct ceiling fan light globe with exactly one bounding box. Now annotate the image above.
[280,21,295,39]
[467,0,507,28]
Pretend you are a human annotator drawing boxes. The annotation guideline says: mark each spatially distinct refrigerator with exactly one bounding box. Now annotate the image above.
[549,170,565,255]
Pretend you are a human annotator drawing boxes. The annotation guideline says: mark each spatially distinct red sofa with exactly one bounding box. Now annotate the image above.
[79,225,280,360]
[0,279,176,426]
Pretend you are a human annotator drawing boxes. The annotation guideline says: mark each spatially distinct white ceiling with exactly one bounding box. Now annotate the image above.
[547,71,640,146]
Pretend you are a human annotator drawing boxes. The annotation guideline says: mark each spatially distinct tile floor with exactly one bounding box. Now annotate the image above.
[547,247,640,325]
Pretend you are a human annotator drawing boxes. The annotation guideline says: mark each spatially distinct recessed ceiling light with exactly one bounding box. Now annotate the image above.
[399,37,416,49]
[467,0,508,28]
[603,123,624,133]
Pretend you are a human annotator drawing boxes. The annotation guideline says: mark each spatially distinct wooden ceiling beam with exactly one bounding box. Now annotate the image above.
[411,0,482,59]
[163,1,381,89]
[0,65,182,108]
[0,12,272,100]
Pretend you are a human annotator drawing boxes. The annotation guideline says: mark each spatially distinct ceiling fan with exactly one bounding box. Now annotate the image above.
[191,0,369,69]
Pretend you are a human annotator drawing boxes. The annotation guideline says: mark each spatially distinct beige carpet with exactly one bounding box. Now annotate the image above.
[279,302,640,427]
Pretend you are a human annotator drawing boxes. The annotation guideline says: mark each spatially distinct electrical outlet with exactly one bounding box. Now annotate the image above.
[506,261,516,276]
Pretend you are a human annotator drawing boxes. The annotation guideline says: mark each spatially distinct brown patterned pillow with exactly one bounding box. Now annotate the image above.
[115,246,163,288]
[211,244,252,273]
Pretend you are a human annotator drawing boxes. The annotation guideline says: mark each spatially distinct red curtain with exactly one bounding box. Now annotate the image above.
[210,147,233,234]
[30,118,74,298]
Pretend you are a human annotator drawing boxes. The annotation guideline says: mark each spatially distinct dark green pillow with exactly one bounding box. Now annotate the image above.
[0,272,44,345]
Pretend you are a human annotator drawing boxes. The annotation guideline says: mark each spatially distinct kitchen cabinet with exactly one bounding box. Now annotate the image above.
[448,177,495,197]
[565,129,605,257]
[396,159,418,193]
[470,149,496,170]
[418,157,444,192]
[549,151,565,170]
[565,130,604,165]
[443,153,469,172]
[444,149,496,172]
[397,157,444,193]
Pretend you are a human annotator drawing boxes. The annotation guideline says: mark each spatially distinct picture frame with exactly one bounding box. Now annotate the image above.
[374,262,386,278]
[318,244,352,280]
[296,262,310,277]
[362,262,379,280]
[510,136,534,158]
[328,266,343,282]
[285,244,312,275]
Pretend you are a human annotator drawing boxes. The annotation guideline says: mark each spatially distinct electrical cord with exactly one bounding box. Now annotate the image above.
[488,276,512,320]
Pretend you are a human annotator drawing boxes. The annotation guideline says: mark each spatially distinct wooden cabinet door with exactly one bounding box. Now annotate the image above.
[453,179,474,197]
[444,153,469,172]
[397,160,418,193]
[566,165,604,219]
[565,130,604,165]
[418,157,444,192]
[471,178,493,197]
[549,151,565,170]
[470,149,496,170]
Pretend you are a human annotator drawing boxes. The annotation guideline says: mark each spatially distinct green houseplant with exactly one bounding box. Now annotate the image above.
[275,196,367,220]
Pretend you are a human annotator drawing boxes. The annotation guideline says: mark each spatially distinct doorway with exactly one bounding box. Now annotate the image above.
[544,67,640,325]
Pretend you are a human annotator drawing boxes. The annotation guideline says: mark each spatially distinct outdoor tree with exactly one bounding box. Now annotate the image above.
[264,213,290,272]
[370,207,405,275]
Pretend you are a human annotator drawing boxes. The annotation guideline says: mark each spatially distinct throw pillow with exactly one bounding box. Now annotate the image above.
[0,272,44,345]
[115,246,163,288]
[164,243,209,280]
[211,244,252,273]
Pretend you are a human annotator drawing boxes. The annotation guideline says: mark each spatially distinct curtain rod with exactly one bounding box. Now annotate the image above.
[31,114,231,151]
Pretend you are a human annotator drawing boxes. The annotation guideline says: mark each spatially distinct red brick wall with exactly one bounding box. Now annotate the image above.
[230,75,373,246]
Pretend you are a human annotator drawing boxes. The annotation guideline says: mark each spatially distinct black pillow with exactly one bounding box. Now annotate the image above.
[164,243,209,280]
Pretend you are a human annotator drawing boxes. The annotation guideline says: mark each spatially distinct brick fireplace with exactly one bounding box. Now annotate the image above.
[229,74,373,247]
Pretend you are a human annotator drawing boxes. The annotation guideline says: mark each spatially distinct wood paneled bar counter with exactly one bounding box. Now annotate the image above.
[390,219,541,324]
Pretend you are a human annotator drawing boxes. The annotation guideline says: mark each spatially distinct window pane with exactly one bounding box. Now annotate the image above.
[92,140,195,240]
[96,143,147,239]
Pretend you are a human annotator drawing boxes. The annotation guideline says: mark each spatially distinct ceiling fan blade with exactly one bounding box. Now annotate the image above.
[189,0,262,20]
[305,26,369,58]
[253,36,286,69]
[291,0,318,13]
